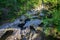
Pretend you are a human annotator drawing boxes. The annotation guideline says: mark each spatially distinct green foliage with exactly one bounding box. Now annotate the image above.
[0,0,41,23]
[42,0,60,36]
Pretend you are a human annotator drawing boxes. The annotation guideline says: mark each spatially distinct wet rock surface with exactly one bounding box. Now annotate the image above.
[0,9,43,40]
[0,30,13,40]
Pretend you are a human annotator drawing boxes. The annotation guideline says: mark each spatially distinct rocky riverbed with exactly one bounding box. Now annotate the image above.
[0,7,60,40]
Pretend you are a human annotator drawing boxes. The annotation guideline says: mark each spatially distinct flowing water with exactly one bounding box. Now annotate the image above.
[0,5,60,40]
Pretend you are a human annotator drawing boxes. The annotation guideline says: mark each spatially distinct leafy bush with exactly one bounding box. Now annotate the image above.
[42,0,60,36]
